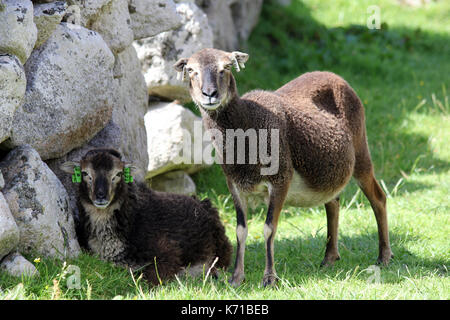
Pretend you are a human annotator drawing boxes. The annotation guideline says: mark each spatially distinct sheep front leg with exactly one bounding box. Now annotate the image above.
[227,180,248,287]
[263,182,290,287]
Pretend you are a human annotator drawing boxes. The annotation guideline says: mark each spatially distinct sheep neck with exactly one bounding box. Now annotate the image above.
[201,81,253,131]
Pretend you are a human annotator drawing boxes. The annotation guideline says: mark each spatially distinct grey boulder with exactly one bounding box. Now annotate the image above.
[0,0,37,64]
[128,0,181,40]
[33,0,67,48]
[0,252,39,278]
[149,170,196,196]
[90,0,134,54]
[0,54,26,144]
[6,23,115,160]
[145,102,210,179]
[0,145,80,259]
[133,2,213,102]
[0,191,20,261]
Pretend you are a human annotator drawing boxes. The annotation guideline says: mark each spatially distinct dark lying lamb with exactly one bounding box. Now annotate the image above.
[61,148,232,285]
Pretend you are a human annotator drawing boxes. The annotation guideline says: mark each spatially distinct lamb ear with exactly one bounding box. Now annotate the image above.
[173,58,189,82]
[60,161,80,174]
[123,163,137,172]
[230,51,249,72]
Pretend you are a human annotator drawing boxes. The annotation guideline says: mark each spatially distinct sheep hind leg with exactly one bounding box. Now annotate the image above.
[321,197,341,267]
[354,149,393,265]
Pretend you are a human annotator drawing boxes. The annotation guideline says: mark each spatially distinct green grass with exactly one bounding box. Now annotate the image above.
[1,0,449,299]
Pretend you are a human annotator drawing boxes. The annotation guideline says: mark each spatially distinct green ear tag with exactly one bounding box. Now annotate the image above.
[124,167,133,184]
[72,166,82,183]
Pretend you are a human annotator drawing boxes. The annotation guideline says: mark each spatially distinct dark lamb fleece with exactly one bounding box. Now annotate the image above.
[75,149,232,285]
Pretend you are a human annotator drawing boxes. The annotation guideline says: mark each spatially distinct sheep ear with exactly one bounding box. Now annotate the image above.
[60,161,80,174]
[173,58,188,72]
[124,163,137,171]
[230,51,249,72]
[173,58,189,82]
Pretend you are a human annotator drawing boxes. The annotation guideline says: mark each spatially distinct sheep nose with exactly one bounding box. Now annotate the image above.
[202,88,218,98]
[96,189,106,199]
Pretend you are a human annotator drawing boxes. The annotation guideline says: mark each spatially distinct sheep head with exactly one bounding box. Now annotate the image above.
[174,48,249,111]
[61,149,134,209]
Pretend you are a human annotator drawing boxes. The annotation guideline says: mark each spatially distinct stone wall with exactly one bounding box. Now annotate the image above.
[0,0,263,277]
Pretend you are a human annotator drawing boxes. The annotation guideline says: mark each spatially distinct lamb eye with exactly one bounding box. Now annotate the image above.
[187,68,198,77]
[82,172,92,181]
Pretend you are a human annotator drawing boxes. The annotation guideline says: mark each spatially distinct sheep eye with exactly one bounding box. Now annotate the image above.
[82,172,92,181]
[187,68,198,78]
[112,172,122,181]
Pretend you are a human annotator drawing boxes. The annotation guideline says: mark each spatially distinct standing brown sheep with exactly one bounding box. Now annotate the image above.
[174,48,393,287]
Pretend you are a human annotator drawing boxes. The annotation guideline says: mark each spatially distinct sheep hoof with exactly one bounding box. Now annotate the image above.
[229,274,245,287]
[262,273,278,288]
[376,249,394,266]
[320,253,341,267]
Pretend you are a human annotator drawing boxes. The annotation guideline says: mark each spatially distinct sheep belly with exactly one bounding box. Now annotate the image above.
[252,172,342,208]
[285,172,342,207]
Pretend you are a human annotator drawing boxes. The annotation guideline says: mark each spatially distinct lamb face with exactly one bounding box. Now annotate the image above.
[174,48,249,111]
[61,149,129,210]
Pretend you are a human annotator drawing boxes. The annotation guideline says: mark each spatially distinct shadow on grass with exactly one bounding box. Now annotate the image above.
[193,0,450,197]
[241,230,449,286]
[0,229,446,298]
